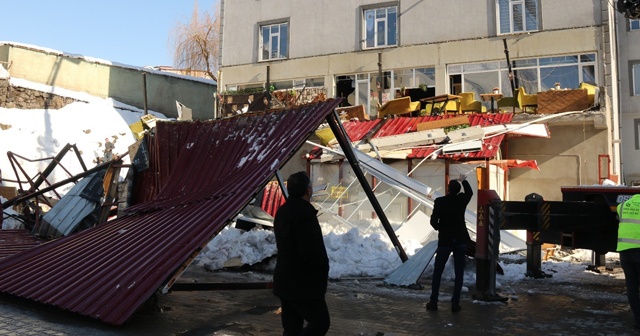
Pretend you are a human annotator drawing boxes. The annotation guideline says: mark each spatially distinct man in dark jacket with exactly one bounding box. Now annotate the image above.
[426,174,473,313]
[273,171,330,335]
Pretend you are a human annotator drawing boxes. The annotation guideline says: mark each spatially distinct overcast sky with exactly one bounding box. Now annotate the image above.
[1,0,218,67]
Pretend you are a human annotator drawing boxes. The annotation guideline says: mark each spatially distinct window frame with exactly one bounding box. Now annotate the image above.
[334,67,435,117]
[497,0,540,35]
[635,119,640,150]
[362,4,398,50]
[448,53,597,96]
[633,62,640,96]
[259,20,289,62]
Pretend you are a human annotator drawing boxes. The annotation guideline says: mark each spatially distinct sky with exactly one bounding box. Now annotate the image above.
[0,62,625,298]
[1,0,218,67]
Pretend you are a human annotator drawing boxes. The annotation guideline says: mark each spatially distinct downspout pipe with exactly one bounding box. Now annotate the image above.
[216,0,225,119]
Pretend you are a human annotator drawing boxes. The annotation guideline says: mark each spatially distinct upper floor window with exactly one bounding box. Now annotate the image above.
[363,6,397,49]
[631,19,640,31]
[497,0,539,34]
[260,22,288,61]
[633,63,640,96]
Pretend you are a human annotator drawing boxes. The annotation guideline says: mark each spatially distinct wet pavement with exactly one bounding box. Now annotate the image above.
[0,265,637,335]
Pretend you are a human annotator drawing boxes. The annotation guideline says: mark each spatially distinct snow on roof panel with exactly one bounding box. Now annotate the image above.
[0,99,342,326]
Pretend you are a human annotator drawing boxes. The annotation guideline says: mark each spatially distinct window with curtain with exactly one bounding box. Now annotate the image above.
[497,0,539,34]
[260,22,289,61]
[363,6,397,49]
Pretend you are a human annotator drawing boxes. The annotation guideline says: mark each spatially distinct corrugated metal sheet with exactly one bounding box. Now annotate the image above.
[0,99,342,326]
[0,229,43,259]
[40,171,104,237]
[260,181,285,218]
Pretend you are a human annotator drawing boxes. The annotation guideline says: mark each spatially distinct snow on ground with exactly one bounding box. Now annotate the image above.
[196,217,622,292]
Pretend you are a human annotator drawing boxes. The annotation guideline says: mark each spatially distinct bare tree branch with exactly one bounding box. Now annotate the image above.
[170,0,220,81]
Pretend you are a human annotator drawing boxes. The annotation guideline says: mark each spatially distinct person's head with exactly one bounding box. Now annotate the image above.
[448,179,461,195]
[286,171,312,199]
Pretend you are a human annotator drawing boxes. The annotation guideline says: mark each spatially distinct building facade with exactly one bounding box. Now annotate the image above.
[218,0,640,199]
[618,17,640,185]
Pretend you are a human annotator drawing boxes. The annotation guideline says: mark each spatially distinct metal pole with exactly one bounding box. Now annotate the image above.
[326,110,408,262]
[142,73,149,115]
[266,65,271,106]
[377,53,383,113]
[275,170,288,199]
[502,39,516,95]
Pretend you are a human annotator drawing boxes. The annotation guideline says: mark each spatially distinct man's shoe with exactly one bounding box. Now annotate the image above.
[451,304,461,313]
[426,301,438,311]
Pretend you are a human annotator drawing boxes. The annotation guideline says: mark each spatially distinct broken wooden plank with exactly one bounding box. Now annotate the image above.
[417,115,469,131]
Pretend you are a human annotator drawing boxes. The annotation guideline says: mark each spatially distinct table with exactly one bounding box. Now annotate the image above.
[420,94,462,115]
[480,93,503,113]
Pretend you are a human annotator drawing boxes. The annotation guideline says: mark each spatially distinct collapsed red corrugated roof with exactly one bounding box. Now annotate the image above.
[0,99,342,325]
[0,229,43,259]
[308,113,514,160]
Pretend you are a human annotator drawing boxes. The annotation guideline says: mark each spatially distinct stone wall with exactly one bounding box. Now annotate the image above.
[0,78,77,109]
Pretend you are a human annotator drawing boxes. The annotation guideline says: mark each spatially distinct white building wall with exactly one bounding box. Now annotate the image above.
[617,14,640,185]
[221,0,601,67]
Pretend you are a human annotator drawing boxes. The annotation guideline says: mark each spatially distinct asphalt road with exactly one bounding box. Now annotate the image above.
[0,264,636,335]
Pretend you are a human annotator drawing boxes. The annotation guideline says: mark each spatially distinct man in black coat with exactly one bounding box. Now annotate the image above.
[426,174,473,313]
[273,171,330,335]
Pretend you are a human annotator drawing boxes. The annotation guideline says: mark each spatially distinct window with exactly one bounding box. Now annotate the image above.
[497,0,539,34]
[448,53,596,97]
[260,22,288,61]
[272,77,325,91]
[634,63,640,96]
[335,67,435,118]
[363,6,397,49]
[632,19,640,31]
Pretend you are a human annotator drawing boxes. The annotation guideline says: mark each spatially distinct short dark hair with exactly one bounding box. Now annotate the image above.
[287,171,311,198]
[448,179,461,195]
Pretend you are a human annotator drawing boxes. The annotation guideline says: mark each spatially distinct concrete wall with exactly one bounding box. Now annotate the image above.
[0,43,217,120]
[507,122,608,201]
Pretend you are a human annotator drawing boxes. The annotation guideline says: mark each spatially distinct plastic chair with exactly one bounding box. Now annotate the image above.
[497,96,518,113]
[579,82,599,107]
[433,100,460,114]
[517,87,537,113]
[459,92,486,113]
[378,96,420,118]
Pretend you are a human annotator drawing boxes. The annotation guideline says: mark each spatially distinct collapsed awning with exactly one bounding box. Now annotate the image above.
[309,113,515,161]
[0,99,342,325]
